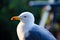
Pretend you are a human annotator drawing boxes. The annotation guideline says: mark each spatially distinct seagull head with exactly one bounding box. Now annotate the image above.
[11,12,35,24]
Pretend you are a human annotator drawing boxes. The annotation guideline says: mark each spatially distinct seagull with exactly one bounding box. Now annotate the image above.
[11,12,56,40]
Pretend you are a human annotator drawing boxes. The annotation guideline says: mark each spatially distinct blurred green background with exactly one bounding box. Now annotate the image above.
[0,0,41,40]
[0,0,60,40]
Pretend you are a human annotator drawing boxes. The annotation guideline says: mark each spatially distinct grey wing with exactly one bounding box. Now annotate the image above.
[25,24,56,40]
[39,27,56,40]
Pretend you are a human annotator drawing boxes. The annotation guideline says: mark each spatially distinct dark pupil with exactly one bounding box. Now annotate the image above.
[24,16,26,18]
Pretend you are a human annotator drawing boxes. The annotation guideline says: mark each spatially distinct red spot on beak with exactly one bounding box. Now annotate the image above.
[13,18,15,20]
[11,17,16,20]
[11,16,20,20]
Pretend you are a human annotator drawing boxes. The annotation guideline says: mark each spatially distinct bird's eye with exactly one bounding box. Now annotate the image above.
[24,16,27,18]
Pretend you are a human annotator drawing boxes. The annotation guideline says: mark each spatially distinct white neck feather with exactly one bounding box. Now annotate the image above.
[17,21,34,40]
[19,21,34,33]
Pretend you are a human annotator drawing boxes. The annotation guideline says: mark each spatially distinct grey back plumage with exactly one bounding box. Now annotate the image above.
[25,24,56,40]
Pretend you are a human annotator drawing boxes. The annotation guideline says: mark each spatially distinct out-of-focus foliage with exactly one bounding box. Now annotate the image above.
[0,0,60,40]
[0,0,42,40]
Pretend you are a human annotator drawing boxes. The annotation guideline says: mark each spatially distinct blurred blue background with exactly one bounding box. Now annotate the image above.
[0,0,60,40]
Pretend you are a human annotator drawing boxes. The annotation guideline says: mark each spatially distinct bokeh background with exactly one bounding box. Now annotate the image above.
[0,0,60,40]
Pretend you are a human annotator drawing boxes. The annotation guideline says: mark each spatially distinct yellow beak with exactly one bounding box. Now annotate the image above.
[11,16,20,20]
